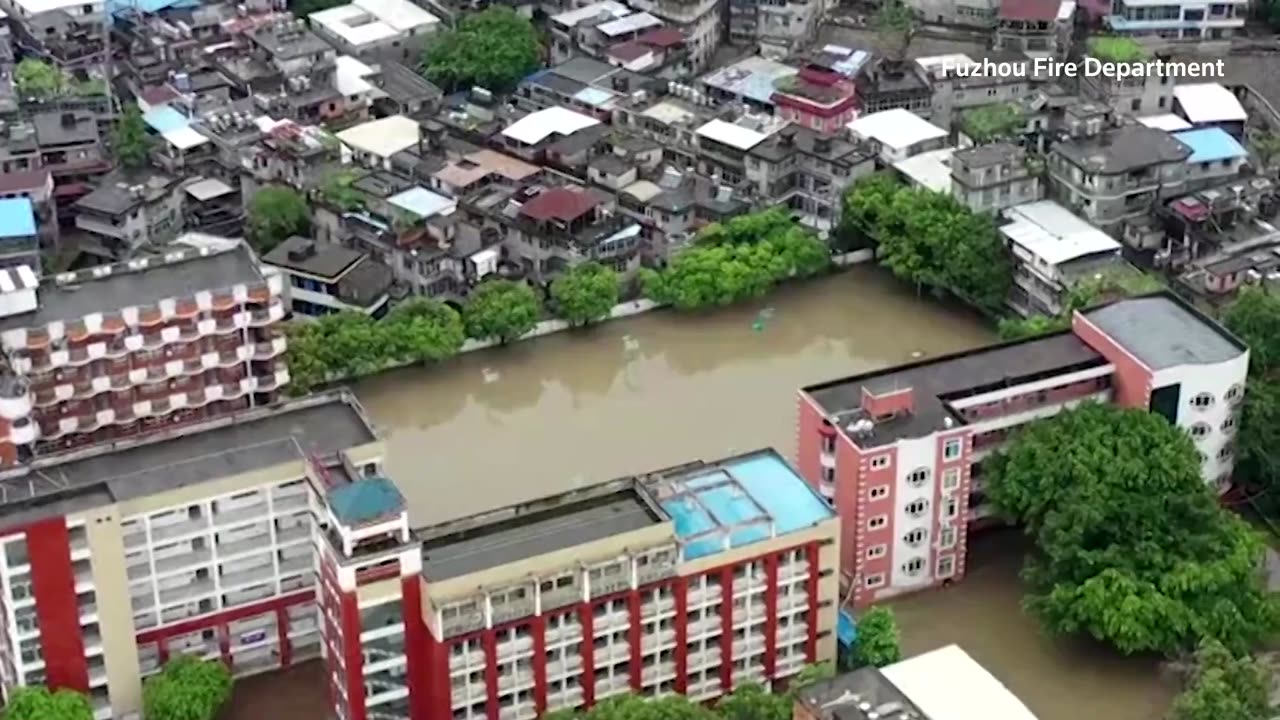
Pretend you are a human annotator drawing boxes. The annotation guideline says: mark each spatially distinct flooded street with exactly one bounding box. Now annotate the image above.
[352,267,1173,718]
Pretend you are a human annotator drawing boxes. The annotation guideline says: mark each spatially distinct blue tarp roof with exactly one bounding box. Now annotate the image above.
[143,106,190,134]
[0,198,36,238]
[107,0,200,17]
[327,477,405,526]
[1173,128,1247,164]
[838,609,857,647]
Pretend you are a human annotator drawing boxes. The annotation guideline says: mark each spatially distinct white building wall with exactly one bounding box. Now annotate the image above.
[1154,351,1249,489]
[889,435,937,592]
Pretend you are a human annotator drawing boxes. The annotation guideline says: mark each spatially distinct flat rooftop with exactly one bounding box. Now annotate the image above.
[0,244,264,333]
[0,393,377,527]
[1084,294,1245,370]
[419,483,664,581]
[805,333,1105,446]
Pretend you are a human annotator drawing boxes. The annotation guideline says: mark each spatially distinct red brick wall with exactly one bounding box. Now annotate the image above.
[1073,314,1153,409]
[861,387,913,418]
[794,392,826,489]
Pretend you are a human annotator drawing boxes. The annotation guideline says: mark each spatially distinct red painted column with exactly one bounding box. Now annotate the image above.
[157,637,170,666]
[482,630,499,720]
[672,578,688,694]
[277,608,292,669]
[423,628,452,720]
[27,519,88,691]
[579,604,596,708]
[402,578,431,720]
[805,543,820,663]
[763,554,779,680]
[719,567,734,694]
[627,590,643,692]
[218,623,232,672]
[531,615,548,714]
[339,592,367,720]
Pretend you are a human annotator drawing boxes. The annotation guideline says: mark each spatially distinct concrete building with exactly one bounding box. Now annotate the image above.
[727,0,827,55]
[315,447,840,720]
[0,390,382,719]
[994,0,1074,56]
[308,0,440,65]
[796,292,1247,603]
[950,142,1041,214]
[1080,56,1175,117]
[0,0,105,67]
[336,116,422,172]
[0,170,56,259]
[0,243,288,465]
[745,126,876,233]
[1104,0,1245,47]
[624,0,722,71]
[1172,83,1247,138]
[999,200,1124,316]
[847,110,947,165]
[1173,127,1249,190]
[73,173,186,261]
[261,236,393,319]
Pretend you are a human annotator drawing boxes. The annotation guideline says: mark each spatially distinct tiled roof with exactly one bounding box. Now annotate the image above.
[999,0,1060,20]
[519,187,599,223]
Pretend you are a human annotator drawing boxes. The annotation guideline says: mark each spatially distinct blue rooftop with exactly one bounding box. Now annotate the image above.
[0,198,37,239]
[327,477,405,526]
[143,106,190,134]
[658,450,834,561]
[838,609,857,647]
[1174,128,1248,164]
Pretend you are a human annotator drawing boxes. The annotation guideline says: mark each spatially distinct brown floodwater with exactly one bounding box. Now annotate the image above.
[352,267,1176,719]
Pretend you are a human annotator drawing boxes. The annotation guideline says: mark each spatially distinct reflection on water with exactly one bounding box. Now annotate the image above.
[893,529,1178,720]
[354,266,1171,718]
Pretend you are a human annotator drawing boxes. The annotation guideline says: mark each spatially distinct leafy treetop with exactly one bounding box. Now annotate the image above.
[550,261,620,327]
[1170,639,1272,720]
[114,105,153,169]
[247,186,310,254]
[421,8,542,93]
[14,59,65,99]
[142,655,233,720]
[959,103,1025,144]
[851,606,903,668]
[462,279,542,344]
[4,686,93,720]
[1088,36,1148,63]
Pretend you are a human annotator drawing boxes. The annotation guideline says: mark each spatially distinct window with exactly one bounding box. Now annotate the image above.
[1226,384,1243,403]
[821,467,835,484]
[865,544,886,560]
[1189,422,1211,439]
[939,527,956,549]
[943,438,962,460]
[904,499,929,518]
[906,467,930,488]
[868,485,889,500]
[1218,445,1234,462]
[903,528,926,546]
[821,434,835,453]
[870,455,889,470]
[1191,392,1215,410]
[1221,415,1237,434]
[945,497,959,518]
[864,573,886,589]
[942,468,961,491]
[937,556,955,578]
[867,515,887,531]
[902,557,925,575]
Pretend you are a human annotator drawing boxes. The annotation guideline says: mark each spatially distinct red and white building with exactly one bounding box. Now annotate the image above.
[795,293,1249,607]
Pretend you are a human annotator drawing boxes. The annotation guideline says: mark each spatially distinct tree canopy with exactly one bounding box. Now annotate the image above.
[288,0,344,16]
[421,8,541,93]
[1170,639,1272,720]
[142,655,233,720]
[4,686,93,720]
[463,279,541,343]
[286,298,466,393]
[850,606,903,668]
[1223,288,1280,499]
[551,262,620,326]
[247,186,310,254]
[640,208,829,311]
[14,59,64,99]
[959,103,1025,144]
[842,176,1010,314]
[114,104,153,169]
[986,403,1279,655]
[1224,288,1280,374]
[873,0,915,62]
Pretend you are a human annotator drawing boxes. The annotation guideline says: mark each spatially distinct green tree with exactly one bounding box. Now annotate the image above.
[997,314,1069,340]
[959,104,1025,144]
[1224,287,1280,373]
[421,8,541,93]
[247,186,310,253]
[851,606,903,668]
[837,172,901,248]
[114,104,152,169]
[551,262,619,326]
[382,298,466,362]
[289,0,345,14]
[718,682,791,720]
[986,403,1279,655]
[142,655,233,720]
[873,0,915,62]
[1170,639,1271,720]
[1087,36,1148,62]
[317,170,366,211]
[3,686,92,720]
[463,279,541,343]
[14,59,64,99]
[1252,131,1280,169]
[1223,288,1280,495]
[587,694,718,720]
[788,661,835,689]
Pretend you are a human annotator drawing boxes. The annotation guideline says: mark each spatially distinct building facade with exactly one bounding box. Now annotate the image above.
[315,448,841,720]
[794,293,1248,606]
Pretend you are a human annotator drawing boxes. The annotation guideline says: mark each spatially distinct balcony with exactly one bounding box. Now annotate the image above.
[154,546,213,576]
[159,578,215,606]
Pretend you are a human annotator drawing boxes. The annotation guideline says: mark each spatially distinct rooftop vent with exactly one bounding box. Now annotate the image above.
[287,241,318,262]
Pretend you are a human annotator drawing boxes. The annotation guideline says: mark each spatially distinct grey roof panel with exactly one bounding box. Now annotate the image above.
[1084,295,1244,369]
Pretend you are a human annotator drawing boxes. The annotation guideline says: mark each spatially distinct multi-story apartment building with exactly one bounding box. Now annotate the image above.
[316,448,840,720]
[795,292,1248,605]
[994,0,1073,57]
[745,126,876,233]
[308,0,440,66]
[0,390,383,720]
[1080,58,1175,117]
[624,0,721,71]
[998,200,1124,316]
[1047,124,1190,234]
[1,0,105,67]
[262,236,393,319]
[727,0,827,54]
[950,142,1041,214]
[0,243,288,464]
[1104,0,1245,48]
[73,173,187,261]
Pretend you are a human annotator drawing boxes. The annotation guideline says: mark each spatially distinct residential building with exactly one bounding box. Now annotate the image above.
[1137,113,1192,132]
[262,236,393,319]
[32,111,111,212]
[699,57,797,112]
[770,68,860,135]
[854,60,932,117]
[1174,127,1249,190]
[847,110,948,165]
[500,184,645,280]
[1047,124,1191,233]
[0,0,105,67]
[371,61,443,119]
[604,28,689,78]
[549,1,633,65]
[227,19,342,125]
[308,0,440,65]
[999,200,1124,316]
[1104,0,1245,47]
[918,54,1032,132]
[1080,57,1175,117]
[73,173,186,262]
[315,447,840,720]
[617,167,750,258]
[727,0,827,54]
[624,0,722,71]
[183,177,245,238]
[795,292,1248,603]
[994,0,1074,56]
[0,242,288,464]
[694,114,788,187]
[745,126,876,233]
[517,58,658,118]
[0,198,38,270]
[499,107,610,171]
[1172,83,1247,138]
[0,170,56,257]
[794,645,1038,720]
[336,115,422,172]
[950,142,1041,214]
[0,389,383,719]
